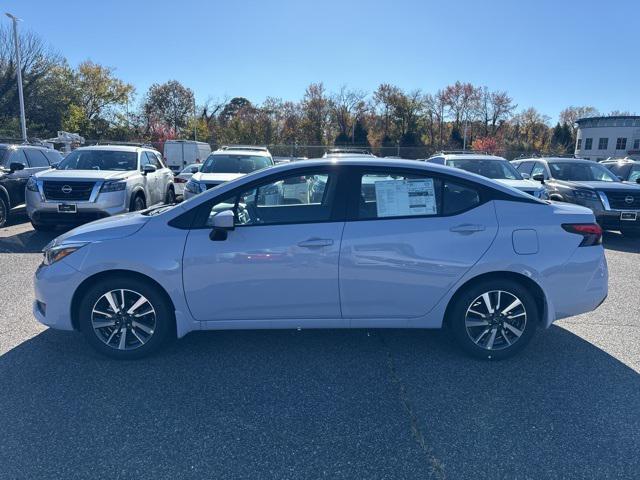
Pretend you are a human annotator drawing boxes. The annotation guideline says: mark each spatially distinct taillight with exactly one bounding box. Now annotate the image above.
[174,177,187,183]
[562,223,603,246]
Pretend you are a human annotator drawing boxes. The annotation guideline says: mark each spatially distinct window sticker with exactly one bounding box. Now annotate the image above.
[374,178,437,217]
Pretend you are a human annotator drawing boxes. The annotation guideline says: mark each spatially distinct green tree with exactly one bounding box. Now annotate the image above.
[143,80,194,137]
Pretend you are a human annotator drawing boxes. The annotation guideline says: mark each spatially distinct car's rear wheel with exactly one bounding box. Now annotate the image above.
[0,197,8,228]
[78,276,174,359]
[130,194,146,212]
[448,279,538,360]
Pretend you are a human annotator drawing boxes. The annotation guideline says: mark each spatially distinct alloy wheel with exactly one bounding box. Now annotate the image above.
[464,290,527,351]
[91,289,156,350]
[0,198,7,227]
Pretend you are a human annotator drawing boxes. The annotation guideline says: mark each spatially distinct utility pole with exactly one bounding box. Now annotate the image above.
[6,13,27,143]
[193,97,197,141]
[463,118,469,150]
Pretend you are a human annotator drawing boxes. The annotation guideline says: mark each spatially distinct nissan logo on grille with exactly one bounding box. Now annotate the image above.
[625,195,634,205]
[61,185,73,194]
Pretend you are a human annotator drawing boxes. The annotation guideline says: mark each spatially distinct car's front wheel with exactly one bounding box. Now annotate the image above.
[78,276,174,359]
[130,194,146,212]
[165,187,176,204]
[0,196,8,228]
[448,279,538,360]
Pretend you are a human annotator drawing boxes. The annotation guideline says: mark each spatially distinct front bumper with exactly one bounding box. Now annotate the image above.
[33,259,87,331]
[595,210,640,231]
[26,189,128,225]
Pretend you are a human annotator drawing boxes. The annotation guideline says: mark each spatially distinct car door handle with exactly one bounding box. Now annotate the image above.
[449,224,486,234]
[297,238,334,248]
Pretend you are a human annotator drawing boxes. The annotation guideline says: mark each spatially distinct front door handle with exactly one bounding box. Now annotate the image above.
[297,238,334,248]
[449,224,486,234]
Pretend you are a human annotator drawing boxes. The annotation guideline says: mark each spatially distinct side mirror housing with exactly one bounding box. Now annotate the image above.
[209,210,235,241]
[50,162,59,169]
[9,162,24,173]
[521,173,531,180]
[532,173,545,183]
[142,164,157,175]
[190,167,199,174]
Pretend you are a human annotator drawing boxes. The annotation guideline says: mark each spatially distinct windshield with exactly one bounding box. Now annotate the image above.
[447,159,522,180]
[180,164,202,174]
[201,154,271,174]
[549,162,618,182]
[57,150,138,171]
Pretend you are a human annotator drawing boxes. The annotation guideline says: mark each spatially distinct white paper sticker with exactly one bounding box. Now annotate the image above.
[374,178,437,217]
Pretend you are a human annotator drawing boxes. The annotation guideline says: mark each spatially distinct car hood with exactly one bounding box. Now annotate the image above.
[192,172,246,183]
[557,180,640,191]
[34,169,135,181]
[494,179,542,191]
[49,212,149,246]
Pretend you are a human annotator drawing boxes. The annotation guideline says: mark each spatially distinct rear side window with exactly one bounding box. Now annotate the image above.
[44,150,62,164]
[629,165,640,183]
[24,148,50,167]
[515,161,534,175]
[357,172,481,219]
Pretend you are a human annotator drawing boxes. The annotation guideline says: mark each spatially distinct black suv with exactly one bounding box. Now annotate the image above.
[0,144,62,227]
[512,157,640,237]
[600,158,640,184]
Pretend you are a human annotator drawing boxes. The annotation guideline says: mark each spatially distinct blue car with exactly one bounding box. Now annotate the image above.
[34,158,608,360]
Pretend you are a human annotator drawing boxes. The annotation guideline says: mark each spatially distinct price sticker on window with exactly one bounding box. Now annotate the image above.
[374,178,437,217]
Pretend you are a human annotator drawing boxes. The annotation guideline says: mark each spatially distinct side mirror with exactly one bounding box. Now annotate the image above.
[9,162,24,173]
[50,162,59,169]
[209,210,235,241]
[142,164,157,175]
[532,173,545,183]
[636,178,640,184]
[190,167,199,174]
[521,173,531,180]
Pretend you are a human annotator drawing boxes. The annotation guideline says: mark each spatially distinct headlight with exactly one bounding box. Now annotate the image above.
[26,176,38,192]
[573,189,598,201]
[42,242,88,266]
[100,181,126,193]
[185,180,204,194]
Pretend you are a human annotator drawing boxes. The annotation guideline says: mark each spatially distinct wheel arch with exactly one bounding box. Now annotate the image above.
[0,185,10,209]
[129,187,146,209]
[443,271,548,328]
[70,269,176,332]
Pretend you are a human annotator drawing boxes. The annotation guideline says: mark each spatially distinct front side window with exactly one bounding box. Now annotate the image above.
[201,154,272,174]
[584,138,593,150]
[24,148,49,167]
[531,162,547,179]
[447,159,521,180]
[57,150,137,171]
[549,162,618,182]
[145,152,162,169]
[598,138,609,150]
[7,149,28,167]
[515,161,534,175]
[616,138,627,150]
[205,171,335,227]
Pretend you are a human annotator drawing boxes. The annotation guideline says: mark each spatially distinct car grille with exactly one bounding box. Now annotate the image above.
[43,181,95,201]
[604,191,640,210]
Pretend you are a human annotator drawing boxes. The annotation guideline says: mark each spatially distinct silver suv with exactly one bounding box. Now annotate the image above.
[26,145,174,230]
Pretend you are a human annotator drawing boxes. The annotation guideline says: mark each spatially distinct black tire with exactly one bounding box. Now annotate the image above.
[448,279,538,360]
[165,186,176,204]
[130,193,146,212]
[31,221,55,232]
[0,196,8,228]
[78,275,174,360]
[621,228,640,238]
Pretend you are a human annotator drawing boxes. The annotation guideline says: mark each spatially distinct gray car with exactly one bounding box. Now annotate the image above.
[26,145,175,230]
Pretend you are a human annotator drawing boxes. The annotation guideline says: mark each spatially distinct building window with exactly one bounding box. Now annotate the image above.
[576,139,582,150]
[616,138,627,150]
[598,138,608,150]
[633,139,640,150]
[585,138,593,150]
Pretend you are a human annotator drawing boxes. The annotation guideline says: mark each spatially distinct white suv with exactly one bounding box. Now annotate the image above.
[26,145,175,230]
[183,146,274,199]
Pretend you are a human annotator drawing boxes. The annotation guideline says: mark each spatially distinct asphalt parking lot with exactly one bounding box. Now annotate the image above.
[0,214,638,480]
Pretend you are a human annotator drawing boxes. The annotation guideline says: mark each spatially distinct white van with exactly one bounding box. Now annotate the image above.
[163,140,211,173]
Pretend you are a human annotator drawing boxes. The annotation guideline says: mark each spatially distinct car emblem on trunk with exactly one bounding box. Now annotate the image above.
[625,195,634,204]
[61,185,73,194]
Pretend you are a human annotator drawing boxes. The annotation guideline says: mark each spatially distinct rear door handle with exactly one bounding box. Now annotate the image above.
[297,238,334,248]
[449,224,486,234]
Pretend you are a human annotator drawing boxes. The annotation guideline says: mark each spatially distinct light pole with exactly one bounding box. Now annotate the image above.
[5,13,27,143]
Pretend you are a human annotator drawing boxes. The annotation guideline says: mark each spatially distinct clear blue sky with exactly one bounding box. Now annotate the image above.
[5,0,639,121]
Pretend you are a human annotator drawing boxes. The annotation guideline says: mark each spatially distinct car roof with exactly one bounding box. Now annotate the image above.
[0,143,49,150]
[211,148,271,157]
[514,157,594,164]
[601,158,638,164]
[430,153,507,161]
[70,145,158,153]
